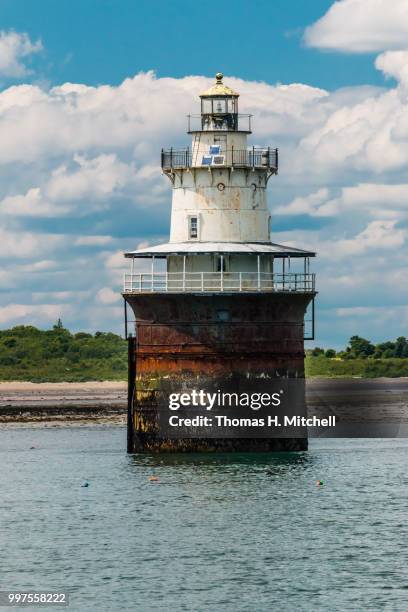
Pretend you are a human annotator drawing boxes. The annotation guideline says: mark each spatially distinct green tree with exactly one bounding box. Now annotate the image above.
[311,347,325,357]
[394,337,408,358]
[325,349,336,358]
[348,336,375,358]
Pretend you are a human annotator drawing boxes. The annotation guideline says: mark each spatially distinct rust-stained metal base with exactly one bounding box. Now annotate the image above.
[125,292,315,453]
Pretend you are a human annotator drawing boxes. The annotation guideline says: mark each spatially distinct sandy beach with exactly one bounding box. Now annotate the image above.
[0,381,127,426]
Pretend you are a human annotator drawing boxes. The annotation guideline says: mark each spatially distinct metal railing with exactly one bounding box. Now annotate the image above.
[124,272,315,293]
[161,147,278,171]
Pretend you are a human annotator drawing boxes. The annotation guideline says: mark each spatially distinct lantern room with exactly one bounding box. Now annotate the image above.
[199,72,239,131]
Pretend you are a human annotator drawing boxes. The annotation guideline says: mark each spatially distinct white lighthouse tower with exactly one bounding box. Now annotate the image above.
[162,72,278,287]
[123,73,316,453]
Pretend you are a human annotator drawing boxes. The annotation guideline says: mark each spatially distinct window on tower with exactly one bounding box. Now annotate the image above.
[189,216,198,239]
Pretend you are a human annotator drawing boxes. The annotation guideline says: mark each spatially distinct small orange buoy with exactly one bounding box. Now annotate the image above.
[149,475,159,482]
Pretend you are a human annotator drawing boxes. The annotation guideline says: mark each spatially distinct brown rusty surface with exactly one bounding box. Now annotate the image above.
[131,435,308,453]
[125,292,314,452]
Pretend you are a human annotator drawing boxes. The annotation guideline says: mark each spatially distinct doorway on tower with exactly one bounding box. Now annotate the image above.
[216,254,228,272]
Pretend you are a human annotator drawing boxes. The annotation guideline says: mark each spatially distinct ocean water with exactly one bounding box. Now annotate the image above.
[0,428,407,611]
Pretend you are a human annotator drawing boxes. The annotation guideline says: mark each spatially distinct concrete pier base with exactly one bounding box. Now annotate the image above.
[125,292,314,453]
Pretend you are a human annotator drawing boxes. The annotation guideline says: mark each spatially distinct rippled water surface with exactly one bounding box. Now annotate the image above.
[0,428,407,611]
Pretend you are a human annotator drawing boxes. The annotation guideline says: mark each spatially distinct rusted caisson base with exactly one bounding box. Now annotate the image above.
[125,292,314,453]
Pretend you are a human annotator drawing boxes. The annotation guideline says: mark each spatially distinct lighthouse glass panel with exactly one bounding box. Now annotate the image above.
[202,99,212,113]
[214,98,227,113]
[227,98,236,113]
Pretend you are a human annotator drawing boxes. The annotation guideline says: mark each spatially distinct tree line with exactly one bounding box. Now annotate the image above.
[310,335,408,359]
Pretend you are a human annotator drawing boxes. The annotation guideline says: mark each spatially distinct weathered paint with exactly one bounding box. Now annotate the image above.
[170,168,271,243]
[125,292,314,452]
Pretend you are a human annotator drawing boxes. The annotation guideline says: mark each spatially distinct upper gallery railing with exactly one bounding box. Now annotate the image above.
[161,147,278,171]
[123,272,315,293]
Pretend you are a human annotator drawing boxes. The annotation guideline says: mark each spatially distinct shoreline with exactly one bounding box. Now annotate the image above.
[0,381,127,426]
[1,378,407,427]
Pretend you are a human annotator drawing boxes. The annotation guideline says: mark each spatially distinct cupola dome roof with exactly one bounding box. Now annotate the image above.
[200,72,239,97]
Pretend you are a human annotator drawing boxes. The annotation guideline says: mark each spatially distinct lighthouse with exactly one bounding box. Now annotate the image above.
[123,73,316,452]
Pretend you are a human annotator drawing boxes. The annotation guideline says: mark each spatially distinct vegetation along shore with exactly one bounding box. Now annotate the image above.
[1,321,408,382]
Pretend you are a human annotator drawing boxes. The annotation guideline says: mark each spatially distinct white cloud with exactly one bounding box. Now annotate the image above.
[0,31,42,78]
[45,154,134,202]
[0,303,69,326]
[74,235,113,246]
[0,187,70,217]
[275,188,330,216]
[0,228,63,258]
[324,220,406,257]
[375,50,408,92]
[0,63,407,343]
[304,0,408,53]
[280,183,408,218]
[105,250,126,270]
[97,287,121,304]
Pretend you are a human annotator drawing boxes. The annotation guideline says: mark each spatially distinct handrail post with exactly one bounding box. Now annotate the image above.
[257,255,261,291]
[220,255,224,292]
[239,272,242,292]
[282,258,285,291]
[170,146,173,169]
[151,256,155,292]
[201,272,204,292]
[183,255,186,292]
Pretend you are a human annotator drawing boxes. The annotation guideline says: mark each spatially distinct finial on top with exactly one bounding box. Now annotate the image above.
[200,73,239,98]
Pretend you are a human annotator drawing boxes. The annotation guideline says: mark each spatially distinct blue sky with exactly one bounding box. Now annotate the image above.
[0,0,408,348]
[0,0,387,89]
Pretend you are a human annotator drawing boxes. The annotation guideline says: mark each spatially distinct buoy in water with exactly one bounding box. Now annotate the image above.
[81,481,89,487]
[316,480,324,486]
[149,476,159,482]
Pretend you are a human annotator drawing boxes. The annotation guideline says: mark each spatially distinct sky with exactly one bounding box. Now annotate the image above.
[0,0,408,348]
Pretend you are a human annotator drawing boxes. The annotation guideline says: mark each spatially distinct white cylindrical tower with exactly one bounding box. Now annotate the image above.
[161,73,278,275]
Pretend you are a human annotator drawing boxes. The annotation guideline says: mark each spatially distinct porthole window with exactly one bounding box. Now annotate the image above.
[217,182,225,191]
[251,183,257,192]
